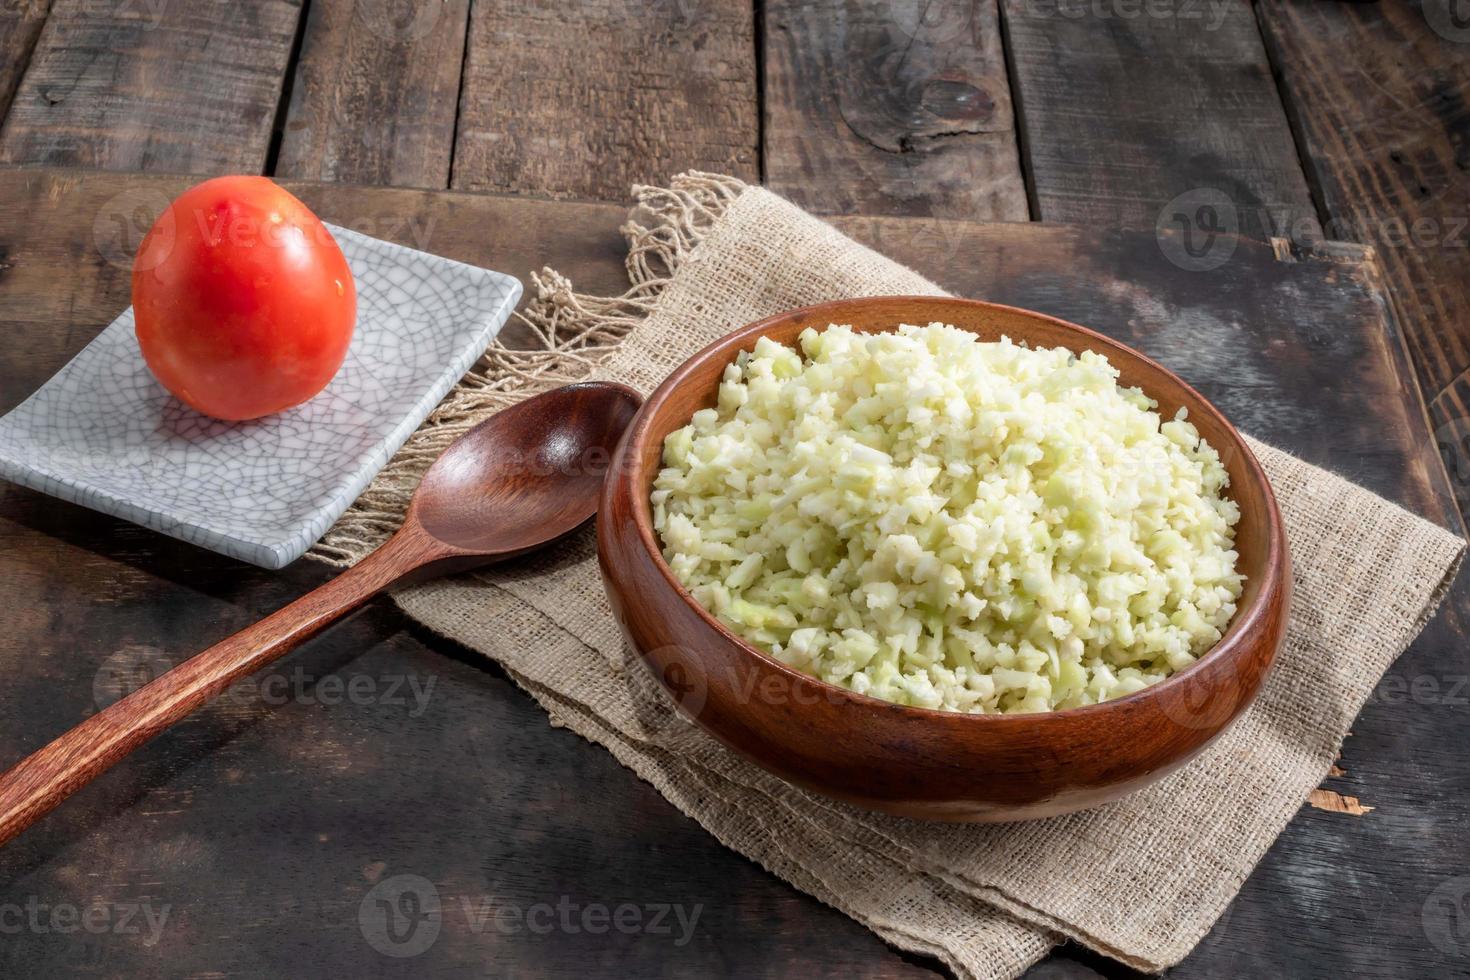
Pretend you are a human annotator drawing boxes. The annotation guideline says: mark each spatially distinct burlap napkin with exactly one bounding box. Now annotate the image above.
[312,174,1465,978]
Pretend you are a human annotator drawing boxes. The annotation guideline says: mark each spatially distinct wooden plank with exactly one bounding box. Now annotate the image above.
[0,170,1461,978]
[0,0,302,174]
[0,172,633,412]
[0,169,930,980]
[999,0,1316,240]
[1255,0,1470,521]
[763,0,1029,221]
[273,0,471,189]
[450,0,759,200]
[0,0,52,123]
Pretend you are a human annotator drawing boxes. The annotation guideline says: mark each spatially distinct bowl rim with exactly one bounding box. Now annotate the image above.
[612,295,1289,726]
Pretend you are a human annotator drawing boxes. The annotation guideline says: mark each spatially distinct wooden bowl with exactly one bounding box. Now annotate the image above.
[597,296,1290,822]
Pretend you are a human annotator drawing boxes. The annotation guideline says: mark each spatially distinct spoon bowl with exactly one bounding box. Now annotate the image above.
[413,381,642,558]
[0,380,642,847]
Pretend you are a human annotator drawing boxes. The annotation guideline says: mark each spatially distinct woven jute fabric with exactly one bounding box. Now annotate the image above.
[315,175,1465,979]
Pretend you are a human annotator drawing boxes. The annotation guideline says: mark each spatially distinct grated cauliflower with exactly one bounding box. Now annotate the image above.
[651,323,1244,714]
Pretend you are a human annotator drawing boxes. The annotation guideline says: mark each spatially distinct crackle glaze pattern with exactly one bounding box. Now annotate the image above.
[0,225,521,568]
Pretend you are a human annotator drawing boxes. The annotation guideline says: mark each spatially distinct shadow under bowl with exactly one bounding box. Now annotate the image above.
[597,296,1290,822]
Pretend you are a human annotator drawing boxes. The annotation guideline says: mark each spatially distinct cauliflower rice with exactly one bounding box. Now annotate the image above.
[651,323,1244,714]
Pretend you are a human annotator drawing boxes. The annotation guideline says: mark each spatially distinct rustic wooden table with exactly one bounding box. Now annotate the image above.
[0,3,1467,977]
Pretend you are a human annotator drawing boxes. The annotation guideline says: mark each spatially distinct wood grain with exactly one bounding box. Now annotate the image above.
[0,170,634,411]
[764,0,1029,221]
[0,488,933,979]
[0,0,302,174]
[999,0,1316,240]
[0,169,940,979]
[274,0,470,188]
[450,0,759,199]
[0,0,52,123]
[0,170,1461,977]
[1255,0,1470,520]
[0,381,639,848]
[1306,788,1373,816]
[0,523,425,847]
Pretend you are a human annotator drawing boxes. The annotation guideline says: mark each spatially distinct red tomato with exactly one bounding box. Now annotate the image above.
[131,176,356,421]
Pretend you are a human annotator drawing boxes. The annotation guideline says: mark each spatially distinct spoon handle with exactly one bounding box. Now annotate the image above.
[0,528,426,847]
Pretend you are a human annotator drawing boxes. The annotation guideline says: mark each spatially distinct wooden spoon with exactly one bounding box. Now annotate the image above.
[0,380,643,847]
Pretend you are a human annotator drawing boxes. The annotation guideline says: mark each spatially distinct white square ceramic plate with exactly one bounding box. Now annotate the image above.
[0,225,521,568]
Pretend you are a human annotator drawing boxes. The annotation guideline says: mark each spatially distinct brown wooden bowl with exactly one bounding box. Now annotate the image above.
[597,296,1290,822]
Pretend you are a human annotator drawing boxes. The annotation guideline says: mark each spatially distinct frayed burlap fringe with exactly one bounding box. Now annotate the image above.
[309,172,747,565]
